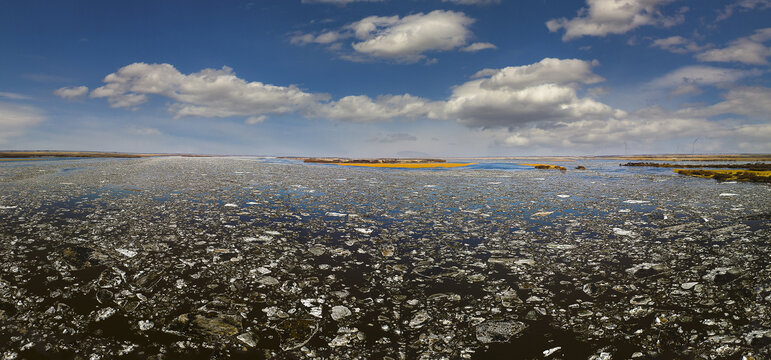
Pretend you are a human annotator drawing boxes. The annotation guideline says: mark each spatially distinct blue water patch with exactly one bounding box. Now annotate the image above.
[464,162,531,171]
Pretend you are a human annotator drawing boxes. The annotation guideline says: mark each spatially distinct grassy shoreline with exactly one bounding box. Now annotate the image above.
[674,169,771,183]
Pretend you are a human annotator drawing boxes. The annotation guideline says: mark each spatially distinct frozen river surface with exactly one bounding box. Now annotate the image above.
[0,157,769,359]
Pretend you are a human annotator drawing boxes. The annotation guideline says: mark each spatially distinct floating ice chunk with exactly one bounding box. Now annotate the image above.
[681,282,699,290]
[543,347,562,357]
[703,267,742,282]
[619,209,631,213]
[330,334,350,347]
[330,306,352,321]
[95,307,116,321]
[623,200,650,204]
[138,320,154,331]
[118,344,136,356]
[408,312,431,328]
[557,194,570,198]
[719,193,738,197]
[325,212,347,217]
[309,306,323,318]
[262,306,279,317]
[626,263,666,277]
[0,205,17,209]
[265,230,281,236]
[224,203,238,207]
[116,249,137,258]
[424,185,437,188]
[355,228,373,234]
[547,243,575,250]
[258,276,279,286]
[532,211,553,217]
[613,228,636,236]
[256,235,274,242]
[246,201,259,205]
[475,321,527,343]
[487,182,501,185]
[516,259,535,266]
[237,333,257,347]
[309,247,326,256]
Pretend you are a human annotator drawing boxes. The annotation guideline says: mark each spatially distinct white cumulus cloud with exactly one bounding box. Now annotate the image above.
[446,58,622,128]
[89,63,327,118]
[84,59,627,128]
[71,59,771,154]
[496,106,770,153]
[290,31,349,46]
[716,0,771,21]
[647,65,761,95]
[245,115,268,125]
[696,28,771,65]
[350,11,475,62]
[677,86,771,118]
[546,0,684,41]
[461,42,497,52]
[650,36,709,54]
[292,10,491,63]
[54,86,89,100]
[316,94,444,122]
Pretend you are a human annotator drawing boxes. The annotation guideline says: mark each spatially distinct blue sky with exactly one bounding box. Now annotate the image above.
[1,0,769,156]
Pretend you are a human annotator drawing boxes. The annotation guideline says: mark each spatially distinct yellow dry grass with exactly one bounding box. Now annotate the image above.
[674,169,771,183]
[334,162,475,168]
